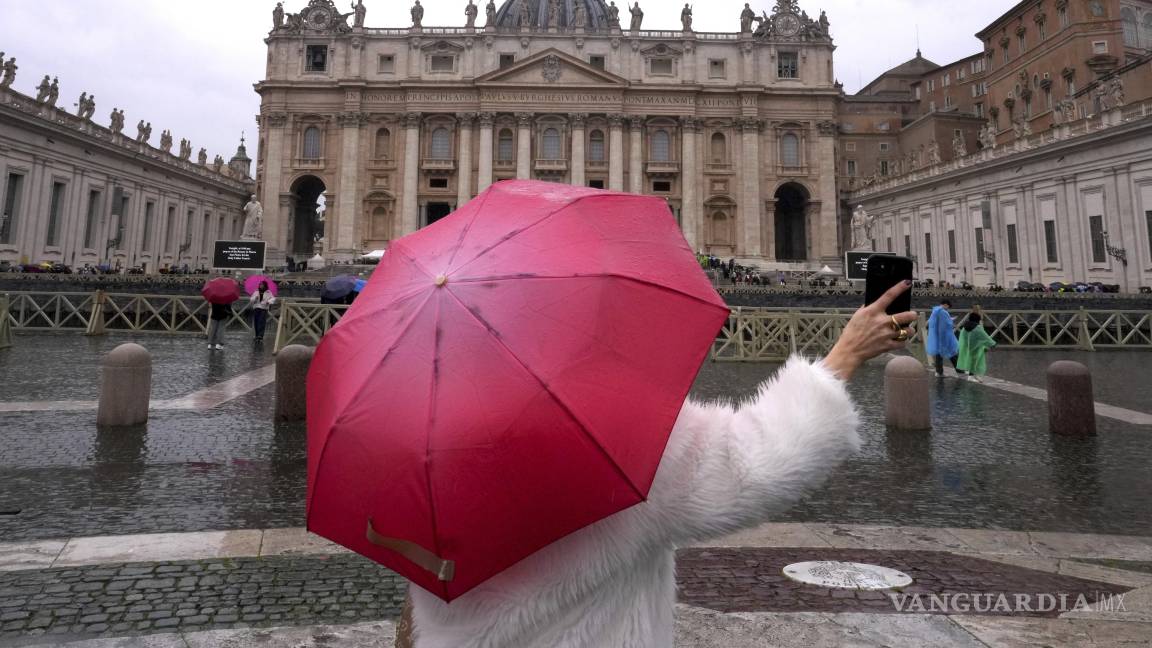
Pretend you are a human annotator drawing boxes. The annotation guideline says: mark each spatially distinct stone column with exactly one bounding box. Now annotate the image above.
[739,118,762,257]
[762,199,776,259]
[336,112,363,258]
[261,113,289,253]
[814,122,839,262]
[456,113,476,204]
[1110,165,1137,292]
[680,116,700,250]
[402,112,421,235]
[515,112,532,180]
[608,114,625,191]
[628,116,644,194]
[477,112,494,192]
[570,113,587,187]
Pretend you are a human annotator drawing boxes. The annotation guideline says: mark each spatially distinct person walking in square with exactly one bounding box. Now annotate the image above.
[926,299,961,377]
[207,301,232,350]
[249,281,276,342]
[956,305,996,381]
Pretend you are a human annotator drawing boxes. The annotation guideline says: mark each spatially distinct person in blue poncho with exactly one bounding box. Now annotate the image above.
[926,299,962,377]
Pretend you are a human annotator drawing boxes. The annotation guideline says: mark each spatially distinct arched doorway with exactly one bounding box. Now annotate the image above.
[290,175,326,256]
[774,183,809,261]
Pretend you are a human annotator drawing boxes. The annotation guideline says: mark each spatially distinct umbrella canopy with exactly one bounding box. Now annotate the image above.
[244,274,279,297]
[362,249,387,260]
[353,278,368,293]
[321,275,357,300]
[307,180,730,602]
[201,277,241,305]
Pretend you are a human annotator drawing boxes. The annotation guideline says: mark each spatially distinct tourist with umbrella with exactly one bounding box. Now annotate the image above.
[306,182,917,647]
[201,277,240,351]
[245,276,278,343]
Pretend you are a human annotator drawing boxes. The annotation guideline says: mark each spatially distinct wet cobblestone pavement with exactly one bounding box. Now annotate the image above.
[2,334,1152,541]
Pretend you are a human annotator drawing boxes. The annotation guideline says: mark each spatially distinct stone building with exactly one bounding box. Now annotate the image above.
[0,79,253,272]
[255,0,842,268]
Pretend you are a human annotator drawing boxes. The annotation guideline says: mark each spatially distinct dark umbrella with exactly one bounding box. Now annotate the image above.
[322,275,358,301]
[201,277,241,305]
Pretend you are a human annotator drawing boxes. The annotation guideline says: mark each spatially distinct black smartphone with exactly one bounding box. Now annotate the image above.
[864,254,913,315]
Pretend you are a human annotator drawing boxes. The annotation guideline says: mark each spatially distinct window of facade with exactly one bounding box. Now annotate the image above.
[1122,8,1138,47]
[1059,6,1069,27]
[879,142,890,152]
[957,68,966,81]
[184,210,194,247]
[378,54,395,74]
[710,133,727,163]
[780,133,800,167]
[499,53,516,69]
[1089,214,1106,263]
[1018,33,1026,52]
[945,95,953,108]
[303,127,322,159]
[45,182,66,247]
[924,232,933,265]
[1007,223,1020,264]
[1,173,24,245]
[430,128,452,159]
[83,190,102,250]
[947,229,957,263]
[1092,41,1108,54]
[709,59,726,78]
[1146,211,1152,262]
[164,205,175,252]
[927,79,935,91]
[1044,220,1059,262]
[1039,21,1047,39]
[974,227,986,264]
[430,55,455,72]
[650,130,671,162]
[375,128,392,159]
[886,237,893,252]
[589,55,605,70]
[429,178,449,189]
[904,234,912,257]
[777,52,798,79]
[542,128,562,159]
[649,58,673,76]
[845,159,857,176]
[1145,15,1152,47]
[142,202,154,252]
[652,180,671,193]
[845,142,856,152]
[1004,48,1010,64]
[589,179,605,189]
[497,129,514,161]
[879,160,890,176]
[305,45,328,72]
[975,102,985,118]
[943,73,950,86]
[588,130,605,162]
[202,213,212,251]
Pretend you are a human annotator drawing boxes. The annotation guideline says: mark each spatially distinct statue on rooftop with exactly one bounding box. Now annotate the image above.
[485,0,497,27]
[0,57,16,88]
[353,0,367,28]
[681,4,693,31]
[465,0,478,28]
[198,148,208,165]
[411,0,424,28]
[160,129,173,153]
[46,77,59,107]
[273,2,284,29]
[629,2,643,31]
[740,3,755,32]
[109,108,124,134]
[35,75,50,102]
[519,0,532,27]
[607,2,620,28]
[952,132,967,158]
[548,0,560,29]
[573,1,586,28]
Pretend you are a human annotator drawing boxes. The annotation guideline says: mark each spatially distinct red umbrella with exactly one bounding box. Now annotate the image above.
[244,274,279,297]
[306,180,729,601]
[201,277,240,305]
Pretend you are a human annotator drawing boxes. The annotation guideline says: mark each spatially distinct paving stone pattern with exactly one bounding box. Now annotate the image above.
[0,554,406,643]
[676,548,1132,617]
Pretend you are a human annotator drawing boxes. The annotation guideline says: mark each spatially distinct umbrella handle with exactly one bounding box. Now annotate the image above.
[366,519,456,582]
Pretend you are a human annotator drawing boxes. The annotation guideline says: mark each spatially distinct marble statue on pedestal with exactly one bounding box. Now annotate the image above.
[159,130,173,153]
[47,77,59,106]
[35,75,50,102]
[0,57,17,88]
[411,0,424,28]
[952,132,967,158]
[485,0,497,27]
[465,0,478,28]
[198,148,208,166]
[740,3,755,32]
[629,2,643,31]
[850,206,876,251]
[353,0,366,27]
[273,2,284,29]
[681,4,693,31]
[607,2,620,28]
[242,195,264,240]
[573,1,586,28]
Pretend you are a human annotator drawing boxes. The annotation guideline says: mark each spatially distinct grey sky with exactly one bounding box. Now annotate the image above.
[1,0,1010,163]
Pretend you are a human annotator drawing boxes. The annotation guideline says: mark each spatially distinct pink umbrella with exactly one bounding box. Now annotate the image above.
[244,275,279,297]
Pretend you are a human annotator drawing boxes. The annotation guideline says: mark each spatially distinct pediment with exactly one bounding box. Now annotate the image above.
[639,43,683,59]
[420,40,466,53]
[475,49,628,87]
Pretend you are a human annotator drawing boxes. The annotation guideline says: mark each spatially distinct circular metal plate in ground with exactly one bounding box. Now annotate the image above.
[783,561,913,590]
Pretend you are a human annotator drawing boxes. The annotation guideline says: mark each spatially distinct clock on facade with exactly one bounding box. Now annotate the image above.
[776,13,801,37]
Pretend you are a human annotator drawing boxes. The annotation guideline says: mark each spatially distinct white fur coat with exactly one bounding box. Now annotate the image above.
[411,357,862,648]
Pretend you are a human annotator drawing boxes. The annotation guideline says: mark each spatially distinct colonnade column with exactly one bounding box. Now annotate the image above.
[336,111,363,256]
[477,112,494,192]
[515,112,532,180]
[260,113,289,253]
[456,112,475,204]
[608,114,624,191]
[402,112,421,235]
[740,118,763,257]
[628,116,644,194]
[680,116,700,251]
[570,113,587,187]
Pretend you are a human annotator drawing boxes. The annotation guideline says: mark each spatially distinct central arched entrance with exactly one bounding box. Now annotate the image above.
[774,183,809,261]
[290,175,326,256]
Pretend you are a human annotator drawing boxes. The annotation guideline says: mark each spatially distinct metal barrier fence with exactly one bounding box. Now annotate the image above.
[711,308,1152,362]
[0,295,11,349]
[272,300,350,353]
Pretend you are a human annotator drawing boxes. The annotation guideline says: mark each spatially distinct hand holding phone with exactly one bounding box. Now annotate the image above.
[864,254,914,315]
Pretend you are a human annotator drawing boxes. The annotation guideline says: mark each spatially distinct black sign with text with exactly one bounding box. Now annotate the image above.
[844,251,874,281]
[213,241,266,270]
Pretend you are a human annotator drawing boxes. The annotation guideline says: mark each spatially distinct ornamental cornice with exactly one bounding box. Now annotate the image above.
[515,112,533,126]
[607,113,625,127]
[569,113,588,127]
[477,112,495,127]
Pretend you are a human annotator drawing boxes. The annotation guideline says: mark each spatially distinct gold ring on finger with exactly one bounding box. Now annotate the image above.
[890,315,902,333]
[895,329,910,342]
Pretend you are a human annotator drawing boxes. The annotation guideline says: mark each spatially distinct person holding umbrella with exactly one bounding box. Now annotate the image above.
[201,277,240,351]
[248,280,277,342]
[306,182,918,648]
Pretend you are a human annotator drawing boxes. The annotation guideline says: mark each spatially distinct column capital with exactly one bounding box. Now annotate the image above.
[568,113,588,127]
[629,115,645,130]
[403,112,422,128]
[265,112,289,128]
[738,117,763,133]
[607,113,625,128]
[337,111,367,128]
[477,112,495,127]
[680,116,700,131]
[456,112,478,127]
[515,112,534,127]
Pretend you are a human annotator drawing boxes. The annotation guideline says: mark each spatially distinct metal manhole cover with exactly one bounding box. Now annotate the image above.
[783,561,913,590]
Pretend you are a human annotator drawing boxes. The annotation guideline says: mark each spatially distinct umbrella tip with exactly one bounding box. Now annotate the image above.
[435,275,448,287]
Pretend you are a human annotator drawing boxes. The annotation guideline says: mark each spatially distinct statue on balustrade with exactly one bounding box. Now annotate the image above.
[160,129,173,153]
[519,0,532,27]
[465,0,478,28]
[0,57,17,88]
[740,3,755,32]
[1109,77,1125,108]
[46,77,59,107]
[353,0,366,28]
[179,138,192,160]
[109,108,124,134]
[927,139,941,165]
[35,75,50,102]
[273,2,284,29]
[213,155,224,172]
[952,132,967,158]
[573,1,586,28]
[548,0,560,29]
[76,92,96,119]
[681,4,693,31]
[198,148,208,166]
[607,2,620,28]
[485,0,497,27]
[629,2,644,31]
[411,0,424,28]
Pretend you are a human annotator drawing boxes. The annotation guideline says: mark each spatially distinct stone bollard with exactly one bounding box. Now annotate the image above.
[884,355,931,431]
[1047,361,1096,436]
[276,345,315,422]
[97,343,152,426]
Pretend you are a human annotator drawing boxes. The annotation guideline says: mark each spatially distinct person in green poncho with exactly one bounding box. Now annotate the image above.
[956,305,996,381]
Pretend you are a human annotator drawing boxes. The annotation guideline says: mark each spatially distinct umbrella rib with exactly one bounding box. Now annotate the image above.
[443,189,495,271]
[439,286,647,503]
[423,293,448,599]
[452,273,728,313]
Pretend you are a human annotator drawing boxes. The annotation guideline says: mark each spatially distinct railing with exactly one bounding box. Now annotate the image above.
[646,161,681,175]
[421,158,457,171]
[0,295,11,349]
[711,307,1152,362]
[535,159,569,172]
[272,300,350,353]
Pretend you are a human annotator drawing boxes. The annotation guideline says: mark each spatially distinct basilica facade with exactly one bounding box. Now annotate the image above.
[255,0,841,268]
